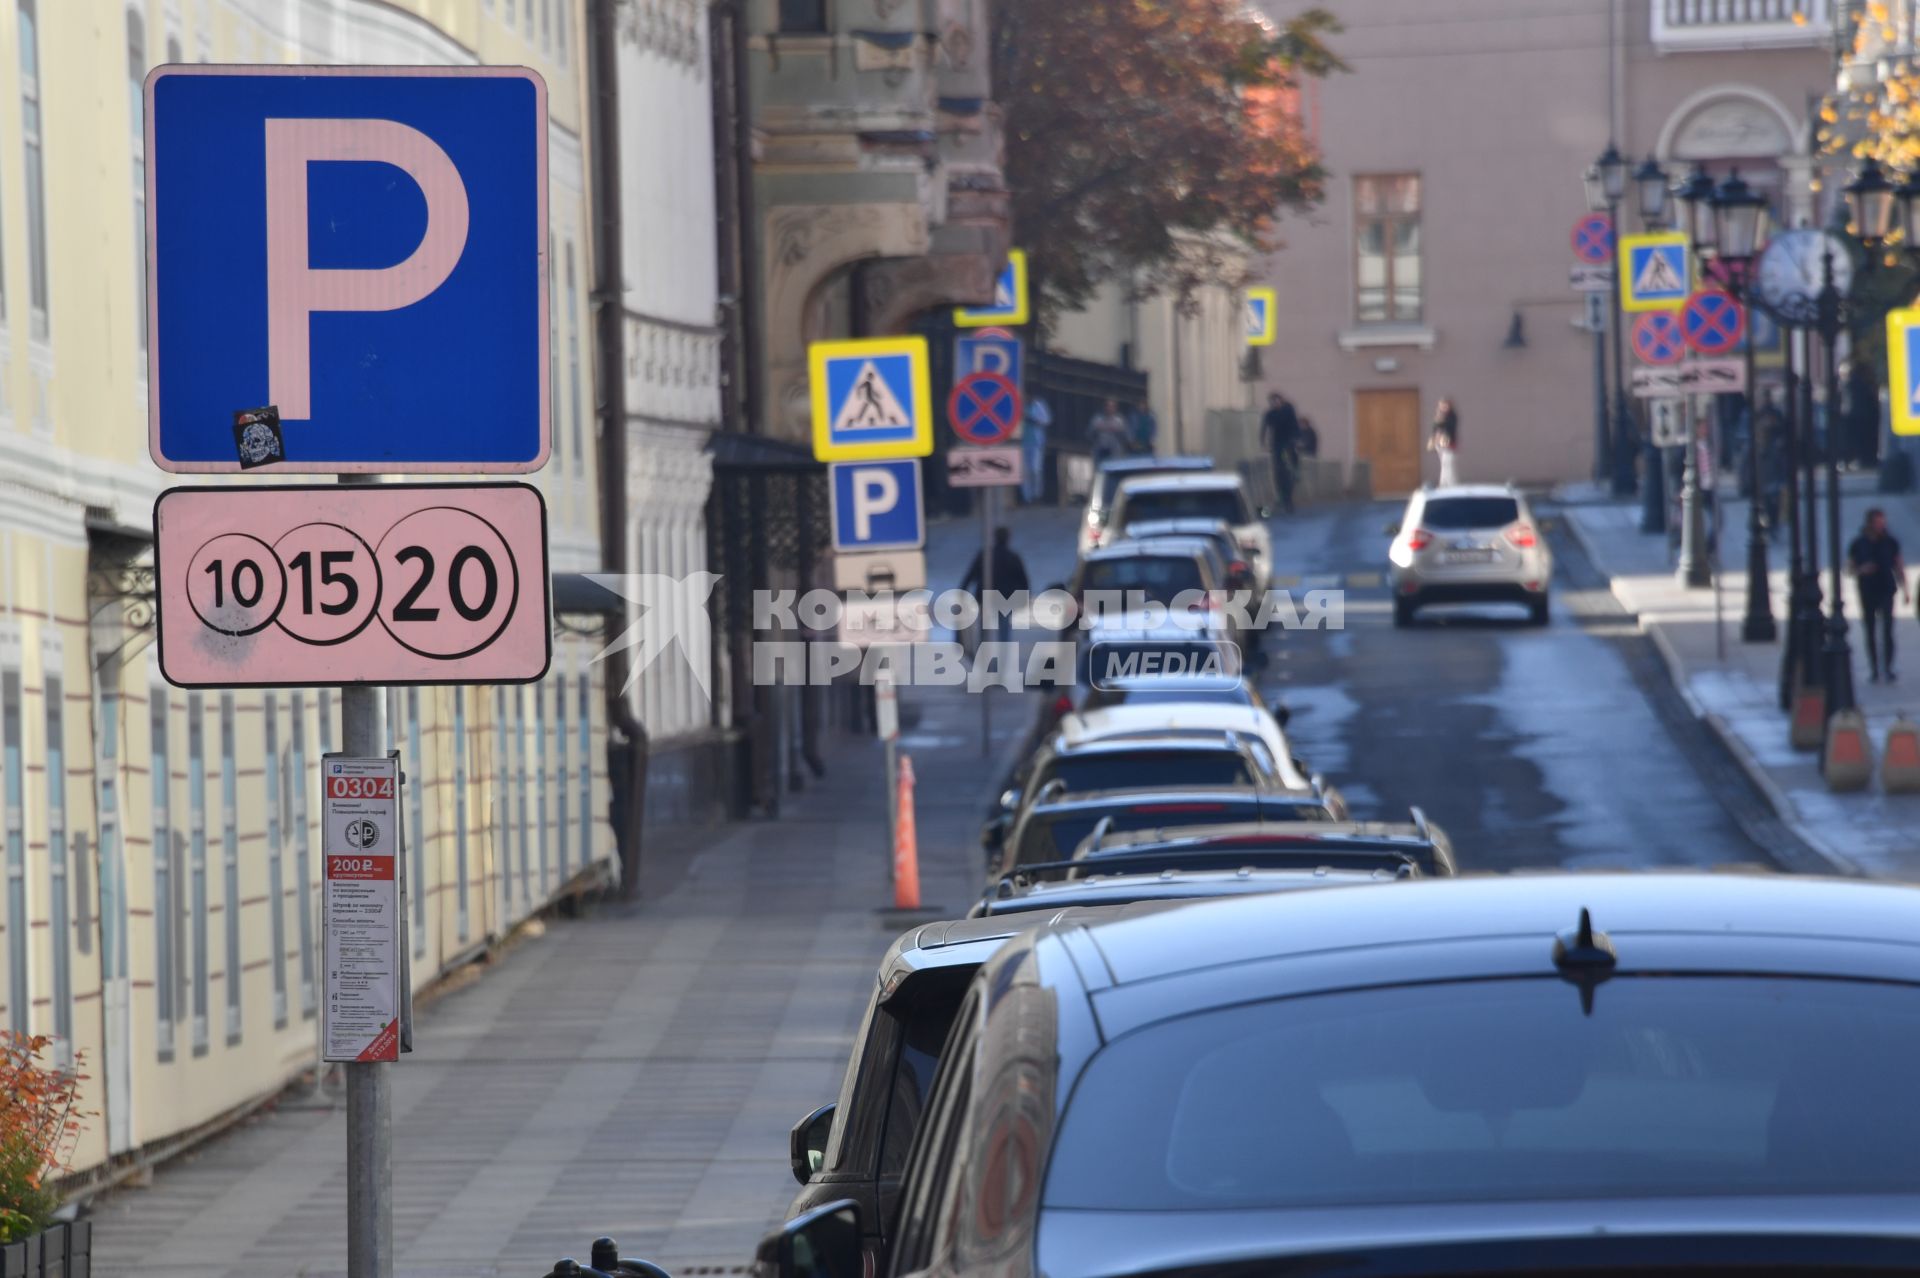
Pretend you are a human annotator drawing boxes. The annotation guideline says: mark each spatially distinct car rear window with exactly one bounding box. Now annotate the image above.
[1419,496,1519,530]
[1081,555,1206,602]
[1097,466,1198,514]
[1014,801,1260,866]
[1119,489,1250,527]
[1046,977,1920,1210]
[1077,683,1255,712]
[1042,749,1255,795]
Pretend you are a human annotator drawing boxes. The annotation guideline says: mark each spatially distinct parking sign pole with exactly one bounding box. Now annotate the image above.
[339,478,393,1278]
[979,487,994,757]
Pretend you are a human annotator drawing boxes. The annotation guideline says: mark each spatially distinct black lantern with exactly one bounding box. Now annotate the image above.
[1895,170,1920,247]
[1596,143,1628,205]
[1711,169,1769,265]
[1673,163,1719,253]
[1846,159,1898,246]
[1635,156,1670,227]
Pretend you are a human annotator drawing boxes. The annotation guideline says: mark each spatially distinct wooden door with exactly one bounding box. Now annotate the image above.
[1355,388,1422,495]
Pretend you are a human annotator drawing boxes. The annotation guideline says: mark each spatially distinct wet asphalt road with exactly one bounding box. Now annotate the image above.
[1255,500,1822,875]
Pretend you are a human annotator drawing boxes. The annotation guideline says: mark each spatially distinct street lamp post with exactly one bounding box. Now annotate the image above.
[1673,163,1717,588]
[1707,170,1776,643]
[1636,156,1672,534]
[1597,145,1638,497]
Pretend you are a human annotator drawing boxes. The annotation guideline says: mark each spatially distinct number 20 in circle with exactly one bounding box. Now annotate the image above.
[376,506,520,660]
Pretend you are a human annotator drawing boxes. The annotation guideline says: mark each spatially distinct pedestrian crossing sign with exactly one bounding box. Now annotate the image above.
[955,249,1031,328]
[1886,308,1920,437]
[810,336,934,461]
[1245,287,1277,346]
[1620,232,1690,312]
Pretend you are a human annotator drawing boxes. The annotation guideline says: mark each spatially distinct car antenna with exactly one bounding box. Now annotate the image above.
[1552,907,1617,1016]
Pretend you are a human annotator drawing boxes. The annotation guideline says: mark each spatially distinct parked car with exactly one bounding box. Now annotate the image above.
[1107,472,1273,586]
[1387,482,1552,627]
[1078,454,1215,556]
[1068,537,1234,635]
[759,873,1920,1278]
[1115,517,1257,592]
[990,782,1347,879]
[971,864,1408,917]
[1071,812,1457,878]
[1055,693,1313,790]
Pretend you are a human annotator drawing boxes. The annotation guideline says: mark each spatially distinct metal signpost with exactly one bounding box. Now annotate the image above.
[147,65,550,1278]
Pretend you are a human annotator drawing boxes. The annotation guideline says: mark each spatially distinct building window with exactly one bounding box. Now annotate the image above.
[453,694,470,943]
[291,695,314,1017]
[129,8,147,358]
[405,689,426,957]
[19,1,49,340]
[780,0,828,33]
[566,243,584,478]
[266,697,287,1028]
[93,687,119,974]
[45,672,69,1057]
[150,689,173,1057]
[188,693,208,1053]
[1354,174,1422,325]
[220,695,240,1043]
[554,675,569,880]
[3,672,26,1036]
[576,677,591,864]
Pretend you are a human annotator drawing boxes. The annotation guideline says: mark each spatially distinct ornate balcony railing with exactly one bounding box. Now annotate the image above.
[1652,0,1834,52]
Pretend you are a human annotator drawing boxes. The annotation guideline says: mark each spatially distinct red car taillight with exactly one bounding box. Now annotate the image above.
[1406,529,1434,551]
[1506,522,1537,549]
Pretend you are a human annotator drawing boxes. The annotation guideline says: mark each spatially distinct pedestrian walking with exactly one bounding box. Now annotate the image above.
[1428,397,1460,487]
[1849,507,1910,683]
[1129,400,1158,456]
[1021,392,1051,505]
[962,526,1031,646]
[1089,398,1130,465]
[1259,391,1301,514]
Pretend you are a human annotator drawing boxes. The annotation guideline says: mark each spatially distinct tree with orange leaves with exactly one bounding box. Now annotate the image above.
[0,1033,89,1243]
[992,1,1343,324]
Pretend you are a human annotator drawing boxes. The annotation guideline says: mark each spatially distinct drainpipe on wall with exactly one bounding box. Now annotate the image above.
[589,0,648,901]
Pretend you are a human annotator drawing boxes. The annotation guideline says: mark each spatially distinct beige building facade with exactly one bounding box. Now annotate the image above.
[1253,0,1836,493]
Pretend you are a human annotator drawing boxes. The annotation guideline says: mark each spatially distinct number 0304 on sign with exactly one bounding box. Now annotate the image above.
[154,483,550,688]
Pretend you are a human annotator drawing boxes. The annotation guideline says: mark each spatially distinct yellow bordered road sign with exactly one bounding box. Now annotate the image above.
[955,249,1030,328]
[1245,287,1277,346]
[809,336,934,462]
[1620,231,1690,312]
[1888,308,1920,437]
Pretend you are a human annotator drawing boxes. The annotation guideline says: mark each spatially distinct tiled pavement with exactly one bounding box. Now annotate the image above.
[85,508,1082,1278]
[1560,479,1920,879]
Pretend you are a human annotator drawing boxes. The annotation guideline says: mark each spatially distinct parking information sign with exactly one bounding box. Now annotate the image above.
[322,755,403,1063]
[153,483,551,687]
[145,66,550,472]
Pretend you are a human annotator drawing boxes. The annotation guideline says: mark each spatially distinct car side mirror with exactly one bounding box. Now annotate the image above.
[1384,521,1402,536]
[789,1103,837,1185]
[1268,698,1291,726]
[756,1200,863,1278]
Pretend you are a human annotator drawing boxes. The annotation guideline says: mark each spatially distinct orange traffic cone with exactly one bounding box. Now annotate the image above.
[893,754,921,910]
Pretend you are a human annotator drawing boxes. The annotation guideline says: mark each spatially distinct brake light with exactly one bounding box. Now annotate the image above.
[1506,522,1537,549]
[1050,694,1073,717]
[1406,529,1434,551]
[1229,560,1250,578]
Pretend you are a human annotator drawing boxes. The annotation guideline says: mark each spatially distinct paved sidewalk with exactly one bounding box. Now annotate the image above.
[85,509,1079,1278]
[1559,476,1920,879]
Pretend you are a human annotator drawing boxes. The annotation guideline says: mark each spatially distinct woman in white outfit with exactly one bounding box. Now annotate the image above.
[1429,397,1460,486]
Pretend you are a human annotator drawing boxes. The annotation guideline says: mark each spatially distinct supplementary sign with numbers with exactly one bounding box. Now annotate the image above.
[321,754,404,1063]
[1632,359,1746,397]
[153,482,551,687]
[145,65,549,472]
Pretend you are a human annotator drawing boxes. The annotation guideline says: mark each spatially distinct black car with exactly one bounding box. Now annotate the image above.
[758,874,1920,1278]
[1071,811,1457,878]
[991,784,1347,880]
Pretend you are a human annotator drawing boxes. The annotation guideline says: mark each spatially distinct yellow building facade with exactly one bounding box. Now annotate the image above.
[0,0,612,1177]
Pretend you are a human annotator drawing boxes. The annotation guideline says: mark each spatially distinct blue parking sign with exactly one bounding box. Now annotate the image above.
[956,334,1023,388]
[146,66,549,472]
[831,460,924,552]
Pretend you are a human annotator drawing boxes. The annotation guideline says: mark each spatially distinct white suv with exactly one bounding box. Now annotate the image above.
[1387,484,1552,627]
[1106,472,1272,588]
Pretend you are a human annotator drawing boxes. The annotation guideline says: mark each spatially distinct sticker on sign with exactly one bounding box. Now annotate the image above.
[321,754,404,1063]
[154,483,550,688]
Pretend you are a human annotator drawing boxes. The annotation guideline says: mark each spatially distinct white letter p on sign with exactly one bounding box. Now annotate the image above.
[852,468,900,541]
[265,118,470,421]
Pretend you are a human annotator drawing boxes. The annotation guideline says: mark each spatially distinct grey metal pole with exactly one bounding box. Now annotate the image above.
[339,477,391,1278]
[1592,309,1610,485]
[979,487,994,757]
[1677,395,1710,586]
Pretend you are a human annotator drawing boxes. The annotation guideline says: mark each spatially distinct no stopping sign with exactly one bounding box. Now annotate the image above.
[947,372,1023,446]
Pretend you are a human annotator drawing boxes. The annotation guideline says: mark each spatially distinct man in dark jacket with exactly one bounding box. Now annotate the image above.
[1850,507,1910,682]
[1260,392,1301,513]
[963,526,1031,645]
